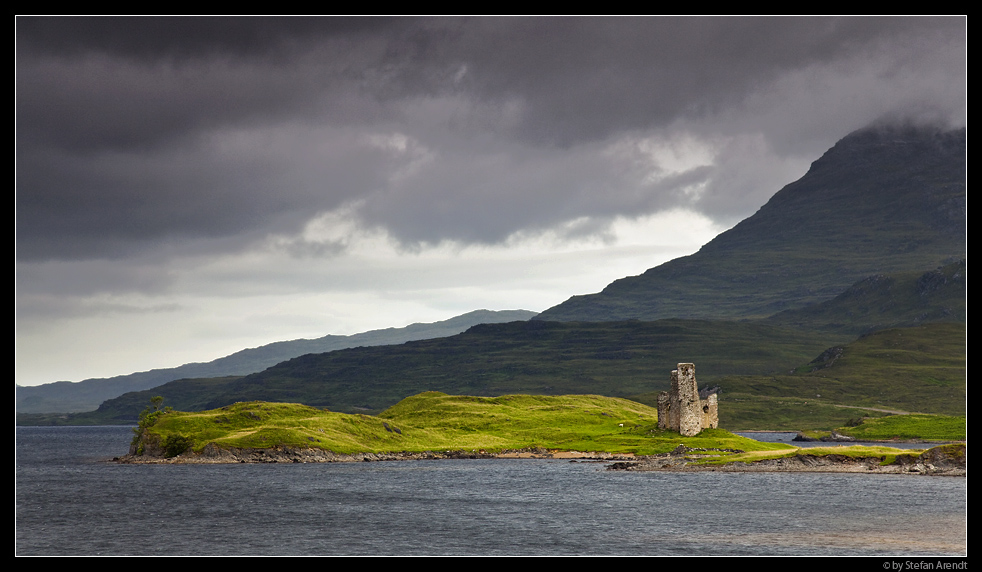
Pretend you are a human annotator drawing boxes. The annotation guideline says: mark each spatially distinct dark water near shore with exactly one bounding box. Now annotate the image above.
[16,426,966,556]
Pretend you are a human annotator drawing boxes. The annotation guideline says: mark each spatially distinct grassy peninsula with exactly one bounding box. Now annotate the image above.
[123,392,965,476]
[126,392,790,460]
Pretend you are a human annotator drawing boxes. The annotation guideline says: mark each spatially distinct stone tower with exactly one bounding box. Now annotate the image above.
[657,363,718,436]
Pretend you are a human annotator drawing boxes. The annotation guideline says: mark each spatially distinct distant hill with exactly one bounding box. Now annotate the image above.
[15,309,537,414]
[60,259,964,428]
[535,124,965,322]
[57,318,841,425]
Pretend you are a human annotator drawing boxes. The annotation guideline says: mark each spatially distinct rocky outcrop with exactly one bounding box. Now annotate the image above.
[890,444,966,475]
[820,431,856,442]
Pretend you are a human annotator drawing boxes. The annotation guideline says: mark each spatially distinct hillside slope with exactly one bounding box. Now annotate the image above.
[763,259,965,336]
[715,321,965,428]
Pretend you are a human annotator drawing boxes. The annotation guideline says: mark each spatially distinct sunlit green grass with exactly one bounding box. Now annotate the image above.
[686,444,932,467]
[143,393,790,456]
[834,413,966,441]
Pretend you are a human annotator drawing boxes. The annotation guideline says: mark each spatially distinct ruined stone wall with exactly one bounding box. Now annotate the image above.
[656,363,719,436]
[702,393,719,430]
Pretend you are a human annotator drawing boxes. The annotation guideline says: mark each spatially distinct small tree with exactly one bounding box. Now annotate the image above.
[131,396,173,451]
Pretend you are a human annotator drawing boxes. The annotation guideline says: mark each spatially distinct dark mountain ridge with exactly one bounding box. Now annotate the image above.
[535,124,966,322]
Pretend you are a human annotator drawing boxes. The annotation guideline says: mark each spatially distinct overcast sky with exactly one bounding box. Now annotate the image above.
[15,16,966,386]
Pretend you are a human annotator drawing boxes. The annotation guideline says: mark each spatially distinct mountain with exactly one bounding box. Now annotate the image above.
[535,124,966,322]
[15,309,537,414]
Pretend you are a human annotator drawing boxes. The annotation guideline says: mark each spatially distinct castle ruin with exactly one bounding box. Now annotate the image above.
[657,363,718,437]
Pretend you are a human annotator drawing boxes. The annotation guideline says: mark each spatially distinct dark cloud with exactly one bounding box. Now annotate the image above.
[16,16,966,262]
[15,16,395,60]
[387,17,964,145]
[16,19,392,154]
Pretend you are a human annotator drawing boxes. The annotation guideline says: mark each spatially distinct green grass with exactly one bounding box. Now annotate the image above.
[710,394,895,431]
[833,414,966,441]
[685,444,932,467]
[137,393,790,457]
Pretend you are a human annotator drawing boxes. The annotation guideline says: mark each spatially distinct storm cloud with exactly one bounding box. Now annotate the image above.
[15,16,966,386]
[17,16,965,260]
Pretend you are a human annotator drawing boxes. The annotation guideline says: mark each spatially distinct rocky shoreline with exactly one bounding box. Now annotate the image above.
[113,442,965,476]
[605,444,966,476]
[112,444,638,465]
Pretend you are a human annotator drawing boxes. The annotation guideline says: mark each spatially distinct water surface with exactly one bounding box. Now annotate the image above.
[16,426,966,556]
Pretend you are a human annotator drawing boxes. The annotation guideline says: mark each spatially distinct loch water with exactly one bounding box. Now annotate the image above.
[16,426,967,556]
